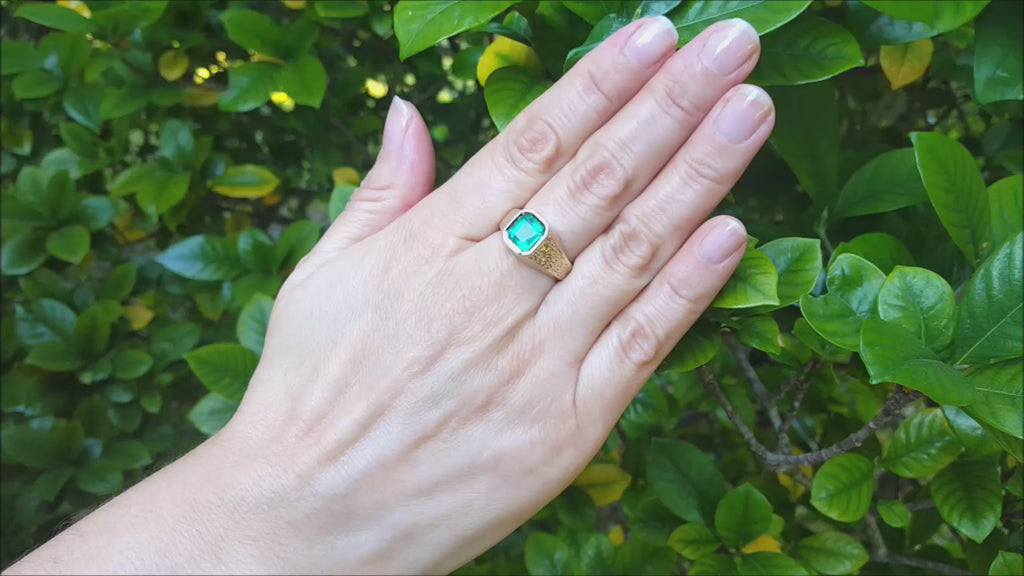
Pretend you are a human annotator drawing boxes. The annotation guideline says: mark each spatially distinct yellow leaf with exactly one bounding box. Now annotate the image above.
[122,304,154,330]
[225,212,251,234]
[185,87,221,107]
[477,35,543,86]
[776,472,807,502]
[58,0,91,18]
[742,535,782,555]
[573,463,632,506]
[282,0,307,9]
[263,192,283,206]
[251,51,285,65]
[211,165,281,198]
[364,78,389,99]
[158,50,189,82]
[608,525,625,546]
[880,39,934,90]
[115,211,149,244]
[332,167,361,186]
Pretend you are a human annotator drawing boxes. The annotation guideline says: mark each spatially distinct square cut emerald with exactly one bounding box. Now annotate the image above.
[506,211,546,252]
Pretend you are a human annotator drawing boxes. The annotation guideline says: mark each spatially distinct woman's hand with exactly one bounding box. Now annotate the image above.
[7,15,772,575]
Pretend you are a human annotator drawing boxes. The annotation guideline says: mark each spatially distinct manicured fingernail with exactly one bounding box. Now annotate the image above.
[381,96,411,154]
[699,218,747,265]
[624,16,678,68]
[700,19,758,75]
[715,85,772,144]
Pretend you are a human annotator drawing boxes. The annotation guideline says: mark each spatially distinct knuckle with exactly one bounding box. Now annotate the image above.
[662,269,702,311]
[679,152,732,192]
[505,114,561,174]
[602,220,658,278]
[583,65,617,111]
[615,315,661,370]
[651,79,704,125]
[567,147,630,212]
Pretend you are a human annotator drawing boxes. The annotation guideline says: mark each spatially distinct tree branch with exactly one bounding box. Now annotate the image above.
[698,366,919,471]
[776,359,819,454]
[870,554,972,576]
[724,334,781,431]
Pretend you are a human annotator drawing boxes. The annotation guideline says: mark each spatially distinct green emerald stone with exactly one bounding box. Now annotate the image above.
[507,212,546,252]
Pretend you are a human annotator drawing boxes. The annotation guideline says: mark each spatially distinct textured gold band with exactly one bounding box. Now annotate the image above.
[500,209,573,280]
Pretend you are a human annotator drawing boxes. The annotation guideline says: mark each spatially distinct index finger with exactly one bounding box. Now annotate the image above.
[427,16,680,240]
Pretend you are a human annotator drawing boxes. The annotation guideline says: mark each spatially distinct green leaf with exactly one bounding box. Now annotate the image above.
[0,420,83,469]
[59,121,99,159]
[104,439,152,470]
[732,316,781,355]
[484,66,552,131]
[15,3,95,33]
[990,552,1024,576]
[89,1,168,32]
[394,1,516,60]
[1,41,43,75]
[74,458,123,495]
[329,183,357,221]
[881,408,962,478]
[757,237,822,306]
[877,266,956,353]
[965,360,1023,439]
[766,82,839,206]
[63,84,106,135]
[668,1,811,44]
[750,16,864,86]
[668,523,720,559]
[72,300,120,356]
[219,62,280,113]
[989,175,1023,248]
[237,293,274,355]
[15,298,76,345]
[12,70,63,100]
[563,13,631,73]
[524,532,570,576]
[954,234,1023,366]
[151,322,201,364]
[795,531,868,575]
[237,229,277,274]
[158,119,195,169]
[2,229,50,276]
[659,321,722,373]
[691,555,739,576]
[45,224,90,264]
[274,220,321,272]
[185,343,259,402]
[974,1,1022,104]
[714,483,773,549]
[220,8,285,58]
[187,392,239,436]
[861,1,989,33]
[910,131,990,264]
[99,263,137,302]
[211,165,280,198]
[157,235,246,281]
[73,196,114,231]
[877,500,909,528]
[860,317,974,405]
[279,55,328,108]
[712,247,779,308]
[33,467,74,502]
[25,341,84,371]
[800,254,885,351]
[832,148,927,220]
[646,438,727,524]
[738,552,809,576]
[942,405,1002,456]
[830,232,914,275]
[809,453,873,522]
[561,1,622,25]
[932,458,1002,543]
[112,349,154,380]
[315,1,370,18]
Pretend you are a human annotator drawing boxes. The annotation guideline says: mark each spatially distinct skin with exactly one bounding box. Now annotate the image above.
[6,16,774,575]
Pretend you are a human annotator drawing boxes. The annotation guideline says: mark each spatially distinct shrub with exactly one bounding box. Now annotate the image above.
[1,1,1021,574]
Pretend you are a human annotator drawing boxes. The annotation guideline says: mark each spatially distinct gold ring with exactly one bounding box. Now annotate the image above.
[500,209,572,280]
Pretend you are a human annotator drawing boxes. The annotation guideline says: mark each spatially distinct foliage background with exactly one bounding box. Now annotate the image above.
[1,1,1021,574]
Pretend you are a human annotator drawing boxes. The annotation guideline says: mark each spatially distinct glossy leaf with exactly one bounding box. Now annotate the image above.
[990,551,1024,576]
[211,165,280,198]
[881,408,962,478]
[524,532,570,576]
[965,360,1023,439]
[237,294,274,356]
[668,523,720,559]
[767,82,839,206]
[484,66,552,131]
[668,1,811,44]
[74,458,123,495]
[877,266,956,352]
[647,438,726,524]
[879,39,933,90]
[15,3,95,33]
[861,1,989,33]
[659,321,722,373]
[832,148,927,220]
[877,500,909,528]
[394,1,516,60]
[715,483,773,549]
[711,247,779,308]
[795,531,868,575]
[45,224,89,265]
[800,254,885,351]
[279,55,328,108]
[954,234,1023,366]
[932,458,1002,543]
[973,1,1022,104]
[185,343,258,403]
[989,175,1023,248]
[830,232,914,275]
[750,16,865,86]
[187,392,239,436]
[810,453,873,522]
[737,552,810,576]
[757,237,821,306]
[157,235,246,281]
[691,555,739,576]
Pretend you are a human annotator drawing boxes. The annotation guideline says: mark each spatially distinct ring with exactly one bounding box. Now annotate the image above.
[500,209,573,280]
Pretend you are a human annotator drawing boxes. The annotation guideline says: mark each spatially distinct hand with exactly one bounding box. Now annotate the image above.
[7,15,773,575]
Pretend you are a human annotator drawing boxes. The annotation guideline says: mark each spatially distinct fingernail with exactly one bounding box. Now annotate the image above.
[699,218,747,265]
[624,16,678,68]
[700,19,759,76]
[381,96,411,154]
[715,85,772,144]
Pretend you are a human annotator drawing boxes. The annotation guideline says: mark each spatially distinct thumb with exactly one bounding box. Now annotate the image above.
[325,96,436,250]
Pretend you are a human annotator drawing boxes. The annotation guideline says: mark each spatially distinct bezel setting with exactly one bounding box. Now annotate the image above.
[502,209,549,256]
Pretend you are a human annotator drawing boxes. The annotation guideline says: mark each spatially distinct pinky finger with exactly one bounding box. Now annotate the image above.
[576,215,748,425]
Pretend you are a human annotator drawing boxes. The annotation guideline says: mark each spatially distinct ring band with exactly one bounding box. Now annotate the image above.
[500,209,573,280]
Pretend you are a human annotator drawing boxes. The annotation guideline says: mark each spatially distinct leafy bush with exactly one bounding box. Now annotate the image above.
[1,1,1021,574]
